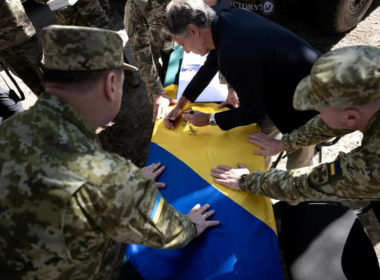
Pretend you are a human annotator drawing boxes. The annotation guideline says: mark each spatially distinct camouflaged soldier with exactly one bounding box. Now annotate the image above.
[0,25,219,279]
[124,0,177,120]
[0,0,44,95]
[211,45,380,202]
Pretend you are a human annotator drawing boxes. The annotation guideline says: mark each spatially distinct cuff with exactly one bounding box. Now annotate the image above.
[281,133,295,154]
[241,171,264,193]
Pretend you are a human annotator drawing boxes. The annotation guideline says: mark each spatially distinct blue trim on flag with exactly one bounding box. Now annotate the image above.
[126,143,283,280]
[149,193,162,220]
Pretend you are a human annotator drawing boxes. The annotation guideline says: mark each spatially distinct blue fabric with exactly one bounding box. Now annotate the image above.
[126,143,283,280]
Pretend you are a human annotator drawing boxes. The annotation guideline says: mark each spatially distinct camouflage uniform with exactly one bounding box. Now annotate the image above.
[0,26,195,279]
[124,0,174,101]
[0,0,44,95]
[240,46,380,202]
[34,0,110,28]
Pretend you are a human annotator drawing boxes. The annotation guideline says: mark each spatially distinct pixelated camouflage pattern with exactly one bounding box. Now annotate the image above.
[42,25,137,71]
[0,0,44,95]
[0,93,197,279]
[282,115,350,154]
[294,45,380,110]
[0,35,44,95]
[124,0,174,100]
[55,0,110,28]
[242,110,380,202]
[33,0,110,28]
[0,0,36,50]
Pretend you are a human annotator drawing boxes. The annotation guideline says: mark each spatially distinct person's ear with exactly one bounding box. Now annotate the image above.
[187,23,199,37]
[104,71,117,101]
[343,108,360,130]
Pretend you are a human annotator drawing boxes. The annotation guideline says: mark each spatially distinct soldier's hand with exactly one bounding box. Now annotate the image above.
[153,92,176,121]
[142,162,166,189]
[247,132,285,156]
[218,87,239,108]
[182,110,210,127]
[187,204,220,236]
[211,163,249,190]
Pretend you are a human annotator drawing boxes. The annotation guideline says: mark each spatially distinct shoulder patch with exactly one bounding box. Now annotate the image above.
[308,160,342,188]
[149,193,164,223]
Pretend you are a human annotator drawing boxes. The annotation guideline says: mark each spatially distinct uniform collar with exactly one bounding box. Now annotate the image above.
[363,108,380,136]
[37,92,98,140]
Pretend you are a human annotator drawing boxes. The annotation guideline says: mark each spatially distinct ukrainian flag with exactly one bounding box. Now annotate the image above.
[126,85,283,280]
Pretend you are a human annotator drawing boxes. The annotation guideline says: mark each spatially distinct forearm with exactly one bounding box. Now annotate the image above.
[240,169,318,202]
[176,96,190,109]
[79,157,197,249]
[282,115,351,154]
[125,179,197,249]
[215,106,265,130]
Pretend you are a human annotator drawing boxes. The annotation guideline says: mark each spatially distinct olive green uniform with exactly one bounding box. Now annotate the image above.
[0,93,196,279]
[0,0,43,95]
[124,0,174,100]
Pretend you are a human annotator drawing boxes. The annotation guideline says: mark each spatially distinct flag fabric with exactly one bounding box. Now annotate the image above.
[125,86,283,280]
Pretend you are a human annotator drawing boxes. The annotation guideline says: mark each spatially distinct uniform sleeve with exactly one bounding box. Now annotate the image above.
[282,115,351,154]
[214,105,265,130]
[67,158,197,250]
[241,144,380,202]
[124,0,164,100]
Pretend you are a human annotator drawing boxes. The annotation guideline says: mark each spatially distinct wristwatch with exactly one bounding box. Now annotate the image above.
[209,113,217,126]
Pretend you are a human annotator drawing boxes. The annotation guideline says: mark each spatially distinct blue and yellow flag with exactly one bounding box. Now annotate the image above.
[126,85,283,279]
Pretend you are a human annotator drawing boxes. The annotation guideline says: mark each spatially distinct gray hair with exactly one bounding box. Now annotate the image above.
[166,0,216,37]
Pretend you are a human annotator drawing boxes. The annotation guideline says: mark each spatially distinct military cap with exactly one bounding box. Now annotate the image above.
[293,45,380,110]
[42,25,137,71]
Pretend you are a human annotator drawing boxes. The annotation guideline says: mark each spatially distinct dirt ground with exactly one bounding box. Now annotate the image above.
[1,0,380,269]
[272,0,380,264]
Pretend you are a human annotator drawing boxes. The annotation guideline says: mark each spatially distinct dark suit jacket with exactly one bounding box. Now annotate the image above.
[182,9,319,133]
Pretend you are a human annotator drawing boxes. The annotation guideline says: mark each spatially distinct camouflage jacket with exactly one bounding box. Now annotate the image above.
[33,0,110,28]
[0,0,36,50]
[124,0,174,99]
[0,93,197,279]
[242,112,380,202]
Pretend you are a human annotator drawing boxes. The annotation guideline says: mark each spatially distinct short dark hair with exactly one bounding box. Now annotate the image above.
[43,69,109,84]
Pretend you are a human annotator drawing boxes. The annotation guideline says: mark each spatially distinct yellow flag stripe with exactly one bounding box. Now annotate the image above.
[152,86,277,233]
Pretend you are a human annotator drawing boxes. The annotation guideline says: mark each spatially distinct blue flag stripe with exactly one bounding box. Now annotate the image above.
[126,143,283,280]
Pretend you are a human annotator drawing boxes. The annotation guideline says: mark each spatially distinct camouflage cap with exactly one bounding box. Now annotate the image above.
[293,45,380,110]
[42,25,137,72]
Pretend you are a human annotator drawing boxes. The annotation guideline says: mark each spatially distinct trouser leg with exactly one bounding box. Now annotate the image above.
[286,144,315,169]
[257,115,281,170]
[258,115,315,170]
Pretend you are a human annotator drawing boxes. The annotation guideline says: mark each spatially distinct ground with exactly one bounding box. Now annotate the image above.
[1,0,379,269]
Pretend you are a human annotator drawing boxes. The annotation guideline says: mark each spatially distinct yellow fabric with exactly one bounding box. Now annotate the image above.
[150,86,277,233]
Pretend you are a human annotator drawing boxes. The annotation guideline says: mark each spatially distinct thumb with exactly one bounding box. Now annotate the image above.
[237,162,248,169]
[170,98,177,105]
[218,101,227,108]
[156,182,166,189]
